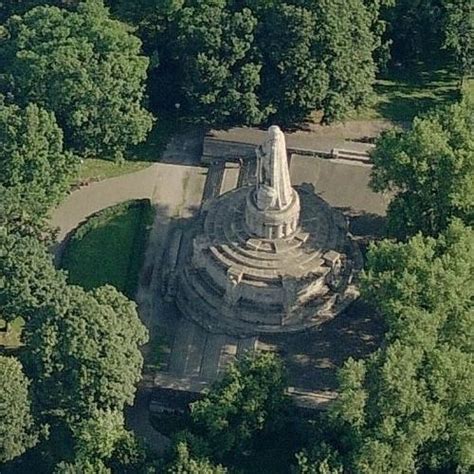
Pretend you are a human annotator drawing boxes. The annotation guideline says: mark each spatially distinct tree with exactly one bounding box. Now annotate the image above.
[0,1,79,24]
[442,0,473,79]
[0,229,67,326]
[144,0,383,126]
[165,441,227,474]
[0,99,77,219]
[310,0,380,123]
[1,0,153,157]
[170,0,264,126]
[0,356,38,463]
[382,0,445,64]
[370,95,474,239]
[190,352,289,461]
[256,2,329,125]
[24,284,148,422]
[320,221,474,473]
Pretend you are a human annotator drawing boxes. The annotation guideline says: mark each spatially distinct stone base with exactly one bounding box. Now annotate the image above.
[245,188,300,239]
[176,185,362,336]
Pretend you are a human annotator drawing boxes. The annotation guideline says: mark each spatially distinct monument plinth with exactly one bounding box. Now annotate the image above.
[177,126,362,335]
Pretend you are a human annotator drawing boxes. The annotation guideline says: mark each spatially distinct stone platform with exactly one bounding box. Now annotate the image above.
[176,185,362,336]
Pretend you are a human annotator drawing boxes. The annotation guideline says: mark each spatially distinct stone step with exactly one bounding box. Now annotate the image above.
[218,339,238,374]
[237,336,258,356]
[168,318,196,376]
[183,323,208,377]
[202,162,225,204]
[200,333,228,380]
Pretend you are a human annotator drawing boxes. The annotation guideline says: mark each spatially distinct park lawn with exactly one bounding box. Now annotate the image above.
[0,317,24,348]
[62,200,154,299]
[76,158,151,183]
[355,60,463,123]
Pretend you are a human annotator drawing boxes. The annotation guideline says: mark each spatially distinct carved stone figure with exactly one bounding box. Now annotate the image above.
[255,125,293,210]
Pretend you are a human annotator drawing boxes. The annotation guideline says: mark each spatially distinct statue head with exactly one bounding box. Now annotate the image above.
[268,125,283,140]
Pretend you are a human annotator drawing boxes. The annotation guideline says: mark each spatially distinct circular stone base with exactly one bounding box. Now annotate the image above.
[176,185,363,336]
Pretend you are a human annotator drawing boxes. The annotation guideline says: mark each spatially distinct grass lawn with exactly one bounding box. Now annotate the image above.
[75,117,178,183]
[355,60,464,123]
[61,200,154,299]
[0,317,24,348]
[76,158,151,183]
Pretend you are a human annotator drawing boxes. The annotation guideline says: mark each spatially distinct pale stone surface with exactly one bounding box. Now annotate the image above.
[177,126,363,335]
[245,126,300,239]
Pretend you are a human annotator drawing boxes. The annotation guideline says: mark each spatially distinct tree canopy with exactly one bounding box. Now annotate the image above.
[24,284,148,422]
[302,221,474,473]
[0,99,77,219]
[370,95,474,239]
[137,0,386,126]
[165,442,227,474]
[0,356,38,464]
[190,351,289,461]
[1,0,153,157]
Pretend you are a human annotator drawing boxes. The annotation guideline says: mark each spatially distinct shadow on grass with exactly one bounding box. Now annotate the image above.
[372,60,460,123]
[61,200,154,299]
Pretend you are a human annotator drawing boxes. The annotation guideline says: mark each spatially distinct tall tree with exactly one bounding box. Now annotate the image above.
[0,356,38,464]
[442,0,473,80]
[165,442,227,474]
[170,0,264,126]
[382,0,445,64]
[256,2,329,125]
[307,221,474,473]
[190,352,289,462]
[311,0,380,123]
[24,284,148,422]
[0,99,77,219]
[370,95,474,239]
[1,0,153,158]
[0,230,67,326]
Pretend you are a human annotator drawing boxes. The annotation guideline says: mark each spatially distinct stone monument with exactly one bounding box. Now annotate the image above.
[176,126,362,335]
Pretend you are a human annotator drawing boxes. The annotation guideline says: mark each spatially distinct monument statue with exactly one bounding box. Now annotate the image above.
[176,123,362,334]
[255,125,293,210]
[245,125,300,239]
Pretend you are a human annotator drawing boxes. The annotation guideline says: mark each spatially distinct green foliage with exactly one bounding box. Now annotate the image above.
[165,441,227,474]
[382,0,445,64]
[24,284,148,422]
[0,230,67,324]
[191,351,289,461]
[61,199,153,298]
[325,221,474,473]
[73,409,126,461]
[442,0,473,78]
[170,0,264,126]
[140,0,385,126]
[1,0,153,157]
[312,0,378,123]
[0,99,77,219]
[0,0,78,24]
[370,95,474,239]
[54,458,111,474]
[107,430,154,473]
[256,2,328,124]
[0,355,38,463]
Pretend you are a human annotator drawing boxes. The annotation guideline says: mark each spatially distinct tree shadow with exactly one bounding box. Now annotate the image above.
[373,61,460,123]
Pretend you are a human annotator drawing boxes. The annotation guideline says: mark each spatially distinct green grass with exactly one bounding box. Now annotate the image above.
[355,60,463,123]
[132,113,178,162]
[0,317,24,348]
[76,158,150,183]
[75,118,178,182]
[61,200,154,299]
